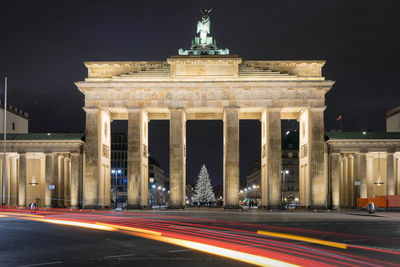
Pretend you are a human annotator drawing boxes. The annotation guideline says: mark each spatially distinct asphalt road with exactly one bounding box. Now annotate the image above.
[0,216,249,267]
[1,209,400,266]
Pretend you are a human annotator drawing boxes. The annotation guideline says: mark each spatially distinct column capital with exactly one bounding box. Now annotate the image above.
[169,107,186,111]
[223,106,240,111]
[126,108,143,112]
[26,152,46,160]
[264,108,281,112]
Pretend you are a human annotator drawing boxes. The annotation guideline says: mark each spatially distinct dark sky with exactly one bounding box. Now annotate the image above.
[1,0,400,186]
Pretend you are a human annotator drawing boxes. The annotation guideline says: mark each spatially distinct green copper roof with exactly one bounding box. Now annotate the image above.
[0,133,85,141]
[325,131,400,140]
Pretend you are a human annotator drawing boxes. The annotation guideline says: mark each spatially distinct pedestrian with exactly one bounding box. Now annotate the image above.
[29,202,38,214]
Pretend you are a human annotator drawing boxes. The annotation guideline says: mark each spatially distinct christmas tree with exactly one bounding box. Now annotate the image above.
[192,164,215,203]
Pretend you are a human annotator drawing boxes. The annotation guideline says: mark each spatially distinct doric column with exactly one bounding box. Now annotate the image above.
[170,109,186,209]
[18,154,26,207]
[10,156,18,207]
[223,108,239,209]
[310,109,327,208]
[127,109,149,209]
[83,109,98,208]
[39,154,46,208]
[260,110,268,207]
[64,155,71,207]
[387,153,395,196]
[266,109,281,208]
[5,156,10,205]
[358,153,367,198]
[366,153,374,198]
[70,153,82,208]
[98,109,111,209]
[348,155,355,208]
[299,109,310,207]
[343,156,349,208]
[44,154,53,208]
[329,153,340,209]
[58,155,64,207]
[51,154,59,207]
[83,108,111,209]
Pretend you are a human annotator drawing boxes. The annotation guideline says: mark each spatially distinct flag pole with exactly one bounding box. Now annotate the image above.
[2,77,7,207]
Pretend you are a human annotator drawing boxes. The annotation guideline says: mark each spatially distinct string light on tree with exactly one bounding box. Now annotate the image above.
[192,164,215,203]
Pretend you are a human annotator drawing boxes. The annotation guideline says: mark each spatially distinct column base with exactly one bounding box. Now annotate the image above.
[168,205,185,210]
[223,205,241,210]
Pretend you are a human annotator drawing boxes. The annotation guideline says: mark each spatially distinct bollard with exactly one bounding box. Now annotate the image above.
[366,202,376,214]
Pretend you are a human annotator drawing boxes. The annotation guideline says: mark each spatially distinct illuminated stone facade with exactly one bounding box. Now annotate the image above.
[0,133,84,208]
[76,55,334,209]
[326,132,400,208]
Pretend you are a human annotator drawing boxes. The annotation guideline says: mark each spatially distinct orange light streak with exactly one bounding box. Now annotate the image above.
[1,212,44,218]
[95,222,162,236]
[257,230,347,249]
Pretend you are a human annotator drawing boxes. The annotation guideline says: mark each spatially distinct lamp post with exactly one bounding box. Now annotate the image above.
[281,170,289,205]
[111,169,122,208]
[157,186,162,208]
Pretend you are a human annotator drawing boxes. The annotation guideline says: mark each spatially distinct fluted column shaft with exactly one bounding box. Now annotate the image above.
[18,154,26,207]
[169,109,186,209]
[127,109,149,209]
[267,110,281,208]
[223,108,239,209]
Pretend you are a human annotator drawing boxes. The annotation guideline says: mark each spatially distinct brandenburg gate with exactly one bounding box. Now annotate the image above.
[75,10,334,209]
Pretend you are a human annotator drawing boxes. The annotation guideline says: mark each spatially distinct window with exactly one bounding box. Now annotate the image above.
[12,122,15,130]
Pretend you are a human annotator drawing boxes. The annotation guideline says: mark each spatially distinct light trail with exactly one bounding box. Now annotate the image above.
[123,230,301,267]
[29,218,116,231]
[91,216,368,266]
[2,209,400,267]
[257,230,348,249]
[95,222,162,236]
[30,212,396,266]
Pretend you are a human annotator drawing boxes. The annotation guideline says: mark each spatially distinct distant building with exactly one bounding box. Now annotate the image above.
[148,157,168,189]
[110,133,128,205]
[387,106,400,132]
[111,133,167,206]
[0,103,29,133]
[244,131,299,206]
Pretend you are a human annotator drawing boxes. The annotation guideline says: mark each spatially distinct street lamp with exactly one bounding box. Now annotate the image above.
[281,170,289,205]
[111,169,122,208]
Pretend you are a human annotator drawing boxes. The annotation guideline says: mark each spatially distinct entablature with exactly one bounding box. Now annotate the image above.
[326,139,400,154]
[0,140,84,154]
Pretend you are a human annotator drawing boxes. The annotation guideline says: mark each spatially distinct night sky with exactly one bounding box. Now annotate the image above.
[1,1,399,186]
